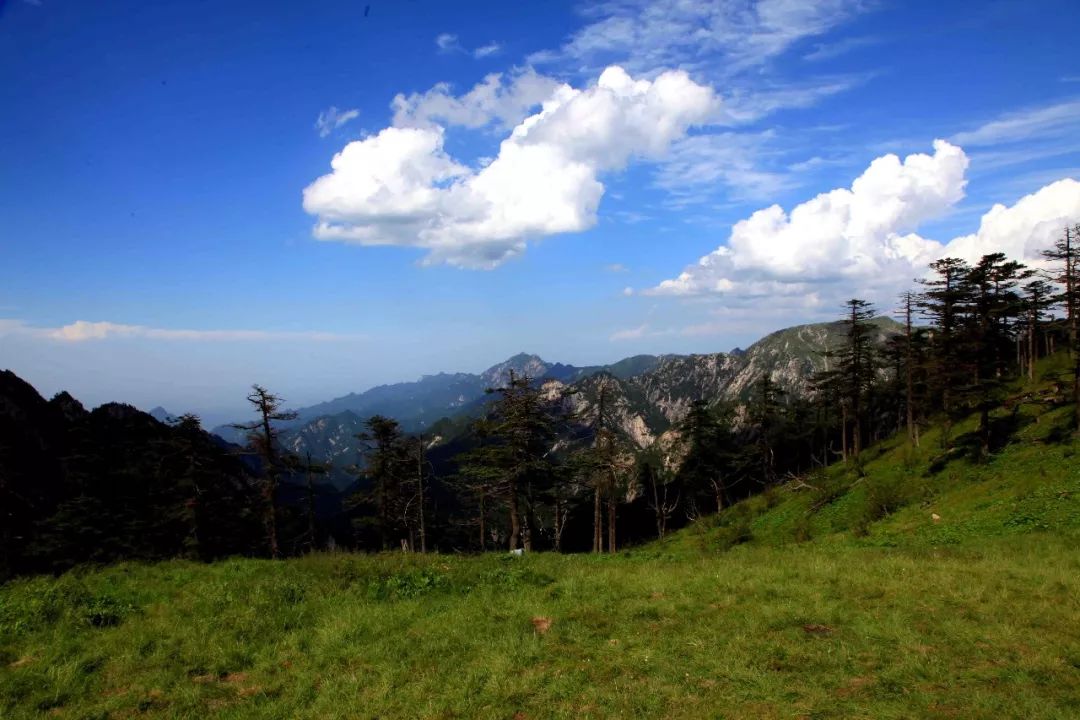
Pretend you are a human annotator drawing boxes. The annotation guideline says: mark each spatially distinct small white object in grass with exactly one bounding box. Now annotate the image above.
[931,513,941,523]
[510,548,524,556]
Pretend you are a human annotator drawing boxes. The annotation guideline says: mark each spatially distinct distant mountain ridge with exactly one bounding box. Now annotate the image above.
[211,352,668,444]
[211,317,902,469]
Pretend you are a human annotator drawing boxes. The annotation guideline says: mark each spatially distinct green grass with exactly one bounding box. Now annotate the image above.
[3,367,1080,718]
[2,536,1078,719]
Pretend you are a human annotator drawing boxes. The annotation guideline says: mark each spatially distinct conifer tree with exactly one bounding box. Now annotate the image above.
[353,415,410,550]
[746,373,785,482]
[676,399,732,512]
[897,291,923,446]
[577,377,633,552]
[1042,224,1080,430]
[918,258,974,442]
[460,371,556,551]
[1021,275,1055,381]
[232,385,298,558]
[966,253,1026,457]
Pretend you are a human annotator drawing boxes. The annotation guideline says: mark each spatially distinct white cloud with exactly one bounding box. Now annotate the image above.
[473,42,502,59]
[531,0,865,75]
[942,178,1080,264]
[435,33,461,53]
[0,320,362,343]
[392,69,562,130]
[649,140,970,297]
[314,106,360,138]
[304,66,719,269]
[648,140,1080,304]
[951,99,1080,147]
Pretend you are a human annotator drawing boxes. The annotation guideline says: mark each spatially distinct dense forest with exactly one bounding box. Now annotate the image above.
[2,226,1078,577]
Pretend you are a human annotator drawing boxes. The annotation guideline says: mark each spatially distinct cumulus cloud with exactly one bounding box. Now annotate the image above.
[942,179,1080,263]
[0,320,362,343]
[651,140,968,296]
[392,69,562,130]
[648,140,1080,303]
[314,106,360,138]
[304,66,719,268]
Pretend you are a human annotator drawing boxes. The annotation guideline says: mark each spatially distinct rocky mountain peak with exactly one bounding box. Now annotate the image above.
[50,391,89,422]
[481,353,549,387]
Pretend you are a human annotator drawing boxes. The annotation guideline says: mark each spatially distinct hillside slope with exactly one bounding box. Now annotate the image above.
[2,370,1077,719]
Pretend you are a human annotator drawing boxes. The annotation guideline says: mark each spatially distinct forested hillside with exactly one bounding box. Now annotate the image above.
[3,229,1080,573]
[2,371,1077,718]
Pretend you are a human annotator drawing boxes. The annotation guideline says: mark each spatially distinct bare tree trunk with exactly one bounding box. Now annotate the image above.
[607,495,616,554]
[553,492,564,553]
[1028,312,1036,381]
[653,480,663,539]
[841,405,849,462]
[904,295,917,445]
[508,477,521,551]
[264,475,279,559]
[478,491,486,552]
[415,436,427,553]
[593,486,602,553]
[523,480,534,552]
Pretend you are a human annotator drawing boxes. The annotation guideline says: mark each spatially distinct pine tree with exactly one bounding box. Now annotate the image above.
[897,291,924,446]
[460,371,556,551]
[745,373,785,483]
[577,376,633,553]
[1042,224,1080,430]
[1021,276,1055,381]
[353,415,410,550]
[231,385,298,558]
[675,399,731,513]
[640,453,679,539]
[918,258,974,442]
[966,253,1026,457]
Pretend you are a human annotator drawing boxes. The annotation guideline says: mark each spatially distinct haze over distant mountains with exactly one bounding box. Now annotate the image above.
[207,317,902,482]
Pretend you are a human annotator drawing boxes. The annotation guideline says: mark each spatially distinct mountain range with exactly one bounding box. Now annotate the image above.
[209,317,902,483]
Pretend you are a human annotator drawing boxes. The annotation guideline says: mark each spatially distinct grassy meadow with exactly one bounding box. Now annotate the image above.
[3,390,1080,718]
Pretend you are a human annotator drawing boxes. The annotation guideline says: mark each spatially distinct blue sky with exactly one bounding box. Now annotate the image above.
[2,0,1079,423]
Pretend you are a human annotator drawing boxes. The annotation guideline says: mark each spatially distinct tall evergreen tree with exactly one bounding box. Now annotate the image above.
[897,291,925,446]
[1021,275,1056,381]
[1042,224,1080,430]
[353,415,411,550]
[460,372,556,551]
[918,258,974,441]
[966,253,1026,456]
[675,399,733,513]
[745,373,786,483]
[230,385,299,558]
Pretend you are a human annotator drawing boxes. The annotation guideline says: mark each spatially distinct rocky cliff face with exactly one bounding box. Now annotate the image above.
[234,317,902,463]
[553,316,902,450]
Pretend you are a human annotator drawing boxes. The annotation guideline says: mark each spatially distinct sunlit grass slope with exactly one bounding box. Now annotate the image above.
[3,360,1080,719]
